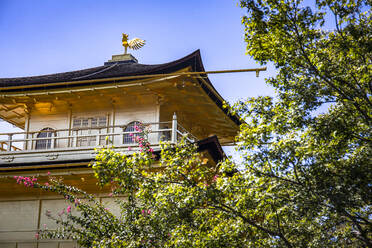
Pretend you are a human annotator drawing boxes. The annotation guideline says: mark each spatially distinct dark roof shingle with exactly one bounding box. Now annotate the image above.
[0,50,203,89]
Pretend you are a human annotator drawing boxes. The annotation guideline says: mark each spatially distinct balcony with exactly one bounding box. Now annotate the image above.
[0,114,196,165]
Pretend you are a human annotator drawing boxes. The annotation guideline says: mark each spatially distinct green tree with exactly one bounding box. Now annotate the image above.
[15,0,371,247]
[236,0,371,246]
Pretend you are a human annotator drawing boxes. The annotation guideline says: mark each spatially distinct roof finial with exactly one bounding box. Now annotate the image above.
[122,33,146,54]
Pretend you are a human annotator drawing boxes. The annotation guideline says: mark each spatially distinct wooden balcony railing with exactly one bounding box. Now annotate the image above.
[0,114,196,153]
[0,141,22,152]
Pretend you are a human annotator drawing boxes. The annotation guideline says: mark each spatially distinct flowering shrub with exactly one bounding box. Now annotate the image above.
[14,124,224,247]
[14,125,371,247]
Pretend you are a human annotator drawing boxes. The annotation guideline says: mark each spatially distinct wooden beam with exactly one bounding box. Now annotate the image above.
[0,67,267,91]
[0,104,23,112]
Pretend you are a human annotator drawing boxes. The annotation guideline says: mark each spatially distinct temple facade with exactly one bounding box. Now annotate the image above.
[0,49,240,247]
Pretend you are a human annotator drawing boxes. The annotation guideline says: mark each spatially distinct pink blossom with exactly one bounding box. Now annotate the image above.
[134,125,142,132]
[35,233,39,239]
[128,146,132,151]
[47,171,51,176]
[14,176,37,187]
[44,182,49,186]
[67,206,71,213]
[58,208,65,216]
[147,209,151,215]
[141,209,146,215]
[104,208,109,211]
[108,193,113,197]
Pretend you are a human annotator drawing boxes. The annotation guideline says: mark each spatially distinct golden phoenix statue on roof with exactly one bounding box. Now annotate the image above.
[122,33,146,54]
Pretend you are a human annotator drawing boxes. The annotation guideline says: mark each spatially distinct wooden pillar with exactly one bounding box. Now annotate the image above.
[106,112,110,145]
[111,101,116,145]
[36,199,42,248]
[7,134,13,151]
[23,113,30,150]
[171,112,177,144]
[67,106,72,147]
[154,103,160,144]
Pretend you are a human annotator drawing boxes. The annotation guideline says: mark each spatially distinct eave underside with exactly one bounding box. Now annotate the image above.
[0,68,239,144]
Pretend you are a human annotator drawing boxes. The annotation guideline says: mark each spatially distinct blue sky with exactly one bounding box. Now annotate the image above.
[0,0,275,155]
[0,0,275,97]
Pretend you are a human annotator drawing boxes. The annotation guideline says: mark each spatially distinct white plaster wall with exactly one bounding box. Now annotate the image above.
[101,196,127,218]
[0,197,88,247]
[114,104,160,145]
[0,200,39,242]
[39,199,77,230]
[29,112,69,132]
[0,195,132,247]
[27,104,160,149]
[28,112,69,150]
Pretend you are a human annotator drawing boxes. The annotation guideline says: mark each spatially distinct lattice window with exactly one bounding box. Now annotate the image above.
[35,128,55,150]
[73,116,107,147]
[123,121,142,144]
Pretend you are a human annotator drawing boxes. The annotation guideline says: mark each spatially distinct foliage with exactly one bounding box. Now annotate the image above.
[14,0,372,247]
[236,0,371,246]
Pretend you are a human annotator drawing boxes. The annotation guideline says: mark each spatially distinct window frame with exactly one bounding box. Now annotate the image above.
[72,116,108,147]
[123,121,143,145]
[35,127,55,150]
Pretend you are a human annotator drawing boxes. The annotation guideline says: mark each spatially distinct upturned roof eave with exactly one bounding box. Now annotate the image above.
[0,50,242,127]
[0,50,204,91]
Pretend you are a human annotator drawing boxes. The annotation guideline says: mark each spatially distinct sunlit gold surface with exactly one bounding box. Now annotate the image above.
[0,68,240,144]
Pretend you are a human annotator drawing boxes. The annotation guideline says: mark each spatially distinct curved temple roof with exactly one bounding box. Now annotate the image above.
[0,51,204,89]
[0,50,211,90]
[0,50,241,127]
